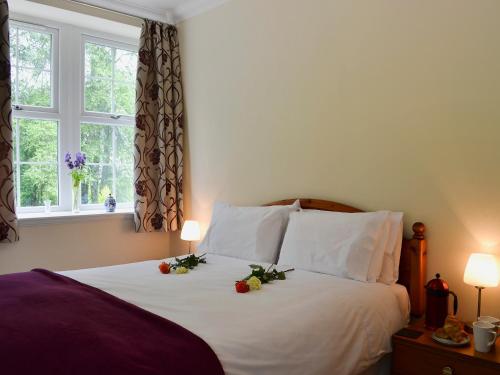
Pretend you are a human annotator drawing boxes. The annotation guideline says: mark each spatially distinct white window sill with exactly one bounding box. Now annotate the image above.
[18,208,134,226]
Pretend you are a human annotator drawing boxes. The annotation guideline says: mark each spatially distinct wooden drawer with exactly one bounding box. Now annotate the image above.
[392,340,500,375]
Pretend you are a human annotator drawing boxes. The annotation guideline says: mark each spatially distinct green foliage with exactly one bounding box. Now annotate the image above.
[10,26,52,107]
[20,164,57,206]
[14,119,58,206]
[81,165,112,204]
[70,168,88,187]
[169,253,207,270]
[243,264,294,284]
[84,42,137,115]
[80,124,134,205]
[98,185,112,203]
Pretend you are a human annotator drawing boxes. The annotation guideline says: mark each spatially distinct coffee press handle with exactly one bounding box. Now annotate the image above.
[449,291,458,315]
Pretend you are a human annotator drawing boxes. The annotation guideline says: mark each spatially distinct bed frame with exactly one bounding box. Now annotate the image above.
[266,198,427,317]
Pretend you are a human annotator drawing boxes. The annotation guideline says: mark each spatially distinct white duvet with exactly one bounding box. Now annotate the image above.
[60,254,409,375]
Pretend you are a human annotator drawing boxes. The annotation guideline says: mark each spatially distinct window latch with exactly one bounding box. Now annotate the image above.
[14,105,23,111]
[110,115,121,120]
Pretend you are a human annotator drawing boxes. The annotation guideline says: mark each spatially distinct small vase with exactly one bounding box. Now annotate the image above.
[72,182,81,213]
[104,194,116,212]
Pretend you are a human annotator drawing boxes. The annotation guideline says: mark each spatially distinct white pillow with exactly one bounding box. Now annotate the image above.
[366,215,391,282]
[198,200,300,263]
[277,210,390,282]
[377,212,404,284]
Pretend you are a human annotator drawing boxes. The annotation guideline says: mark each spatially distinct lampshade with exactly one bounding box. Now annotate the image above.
[181,220,201,242]
[463,253,499,288]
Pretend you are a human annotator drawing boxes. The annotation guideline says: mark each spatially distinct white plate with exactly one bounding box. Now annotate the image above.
[432,333,470,347]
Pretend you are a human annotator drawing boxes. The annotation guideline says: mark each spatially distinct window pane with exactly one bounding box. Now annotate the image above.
[80,124,134,206]
[114,81,135,116]
[19,118,57,162]
[13,163,17,204]
[18,68,51,107]
[9,27,17,67]
[85,42,112,79]
[14,117,59,208]
[115,49,136,82]
[84,78,112,113]
[80,123,112,164]
[81,165,113,204]
[83,40,137,116]
[10,24,54,108]
[18,28,51,70]
[11,68,17,103]
[12,119,17,161]
[115,126,134,165]
[116,164,133,203]
[20,164,58,207]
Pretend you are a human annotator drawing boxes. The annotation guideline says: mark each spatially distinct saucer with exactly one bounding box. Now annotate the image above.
[432,333,470,347]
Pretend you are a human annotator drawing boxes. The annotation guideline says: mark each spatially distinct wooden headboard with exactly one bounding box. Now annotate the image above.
[265,198,427,317]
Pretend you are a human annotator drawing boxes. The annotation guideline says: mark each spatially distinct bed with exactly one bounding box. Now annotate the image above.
[0,198,427,375]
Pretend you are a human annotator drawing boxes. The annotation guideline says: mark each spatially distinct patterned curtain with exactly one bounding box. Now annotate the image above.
[0,0,18,242]
[134,20,184,233]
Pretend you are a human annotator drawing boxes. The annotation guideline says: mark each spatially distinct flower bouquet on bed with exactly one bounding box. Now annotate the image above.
[235,264,294,293]
[158,253,207,275]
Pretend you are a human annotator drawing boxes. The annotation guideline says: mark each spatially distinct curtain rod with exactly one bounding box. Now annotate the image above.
[68,0,171,24]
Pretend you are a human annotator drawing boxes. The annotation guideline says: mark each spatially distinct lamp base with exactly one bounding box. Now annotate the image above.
[476,286,484,321]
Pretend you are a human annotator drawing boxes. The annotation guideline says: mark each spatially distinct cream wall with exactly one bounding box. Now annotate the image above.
[177,0,500,321]
[0,216,170,274]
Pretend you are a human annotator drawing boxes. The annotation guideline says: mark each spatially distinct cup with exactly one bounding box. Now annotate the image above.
[44,199,51,213]
[473,321,497,353]
[479,316,500,326]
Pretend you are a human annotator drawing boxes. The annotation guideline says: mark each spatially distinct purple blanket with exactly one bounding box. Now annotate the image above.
[0,269,224,375]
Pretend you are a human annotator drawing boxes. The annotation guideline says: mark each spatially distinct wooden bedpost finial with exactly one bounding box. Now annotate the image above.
[412,222,425,240]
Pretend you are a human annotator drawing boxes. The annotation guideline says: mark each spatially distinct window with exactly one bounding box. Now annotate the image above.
[10,18,137,213]
[83,38,137,116]
[81,37,137,207]
[80,124,134,205]
[13,118,59,207]
[10,21,59,210]
[9,21,57,110]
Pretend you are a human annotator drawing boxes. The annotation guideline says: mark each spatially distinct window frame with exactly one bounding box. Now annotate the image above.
[9,19,59,114]
[79,120,135,210]
[10,13,138,214]
[80,35,137,210]
[13,113,61,214]
[10,19,61,214]
[81,34,138,121]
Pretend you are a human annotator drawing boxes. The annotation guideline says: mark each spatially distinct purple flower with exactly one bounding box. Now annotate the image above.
[65,152,87,171]
[75,152,86,167]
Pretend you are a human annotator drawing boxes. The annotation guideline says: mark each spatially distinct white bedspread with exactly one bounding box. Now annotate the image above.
[60,254,409,375]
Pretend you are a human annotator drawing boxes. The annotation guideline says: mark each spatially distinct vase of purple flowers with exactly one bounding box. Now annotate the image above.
[65,152,88,213]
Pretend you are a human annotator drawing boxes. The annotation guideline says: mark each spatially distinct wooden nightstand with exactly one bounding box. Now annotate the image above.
[392,320,500,375]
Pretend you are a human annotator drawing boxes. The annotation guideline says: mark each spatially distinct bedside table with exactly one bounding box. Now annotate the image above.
[392,320,500,375]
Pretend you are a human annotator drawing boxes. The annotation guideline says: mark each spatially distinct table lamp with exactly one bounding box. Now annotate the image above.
[463,253,499,319]
[181,220,201,254]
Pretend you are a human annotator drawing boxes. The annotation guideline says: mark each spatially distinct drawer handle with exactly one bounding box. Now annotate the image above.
[442,366,453,375]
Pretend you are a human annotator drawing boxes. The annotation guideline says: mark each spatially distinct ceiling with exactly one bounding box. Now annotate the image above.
[79,0,230,23]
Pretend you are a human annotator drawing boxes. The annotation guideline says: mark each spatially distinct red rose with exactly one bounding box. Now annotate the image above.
[159,262,170,274]
[235,280,250,293]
